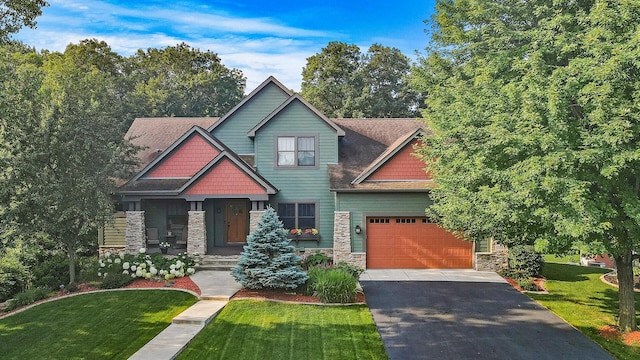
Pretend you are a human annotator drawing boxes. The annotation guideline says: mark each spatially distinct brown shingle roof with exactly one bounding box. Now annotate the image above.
[330,119,429,191]
[126,117,220,171]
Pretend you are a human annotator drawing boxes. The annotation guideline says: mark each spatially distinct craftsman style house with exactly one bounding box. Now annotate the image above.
[107,77,504,270]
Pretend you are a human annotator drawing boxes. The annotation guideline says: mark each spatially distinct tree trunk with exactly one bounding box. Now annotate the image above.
[615,250,637,333]
[67,246,76,285]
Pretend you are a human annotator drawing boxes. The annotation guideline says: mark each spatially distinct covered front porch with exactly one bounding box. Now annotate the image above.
[122,199,268,256]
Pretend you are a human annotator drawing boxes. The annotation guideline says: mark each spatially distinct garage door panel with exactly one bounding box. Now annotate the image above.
[367,217,472,269]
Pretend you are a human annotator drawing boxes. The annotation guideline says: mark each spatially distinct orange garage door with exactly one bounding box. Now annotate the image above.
[366,217,472,269]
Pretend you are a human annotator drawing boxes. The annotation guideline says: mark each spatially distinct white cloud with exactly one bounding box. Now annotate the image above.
[222,51,313,91]
[47,0,332,38]
[15,0,334,91]
[16,28,312,91]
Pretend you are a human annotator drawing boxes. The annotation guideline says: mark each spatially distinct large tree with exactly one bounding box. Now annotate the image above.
[358,44,421,118]
[0,0,48,43]
[0,43,138,284]
[127,42,245,118]
[413,0,640,332]
[301,41,363,118]
[301,42,419,118]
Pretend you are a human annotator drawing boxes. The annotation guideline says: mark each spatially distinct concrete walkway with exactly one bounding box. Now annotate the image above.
[129,271,241,360]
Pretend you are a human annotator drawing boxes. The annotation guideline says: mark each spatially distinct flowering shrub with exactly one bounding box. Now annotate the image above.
[97,248,197,282]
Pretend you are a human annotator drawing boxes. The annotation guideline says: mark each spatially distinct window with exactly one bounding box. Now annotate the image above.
[277,202,316,229]
[277,136,316,167]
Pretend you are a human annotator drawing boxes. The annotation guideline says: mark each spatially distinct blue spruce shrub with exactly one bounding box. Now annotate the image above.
[232,207,308,289]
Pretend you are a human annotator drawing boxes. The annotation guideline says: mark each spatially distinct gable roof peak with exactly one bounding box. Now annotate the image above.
[351,128,424,185]
[129,125,224,182]
[207,76,293,132]
[247,93,346,137]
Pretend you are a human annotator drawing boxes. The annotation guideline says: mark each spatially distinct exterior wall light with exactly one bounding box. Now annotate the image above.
[355,225,362,234]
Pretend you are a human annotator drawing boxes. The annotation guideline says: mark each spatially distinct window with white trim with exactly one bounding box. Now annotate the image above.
[277,136,316,167]
[277,202,316,229]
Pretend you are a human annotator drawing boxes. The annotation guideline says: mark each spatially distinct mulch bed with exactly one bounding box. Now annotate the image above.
[502,275,547,293]
[2,276,366,318]
[232,288,366,304]
[1,276,201,318]
[123,276,201,295]
[599,325,640,346]
[602,273,640,290]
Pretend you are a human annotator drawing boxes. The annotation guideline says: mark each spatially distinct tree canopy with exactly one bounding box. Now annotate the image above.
[413,0,640,332]
[301,41,420,118]
[127,43,245,118]
[0,42,139,284]
[0,0,48,43]
[0,39,246,287]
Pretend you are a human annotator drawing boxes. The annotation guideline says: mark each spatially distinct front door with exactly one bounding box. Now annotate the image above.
[226,201,247,243]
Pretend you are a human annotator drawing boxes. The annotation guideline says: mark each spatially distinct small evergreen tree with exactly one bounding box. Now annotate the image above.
[231,207,308,289]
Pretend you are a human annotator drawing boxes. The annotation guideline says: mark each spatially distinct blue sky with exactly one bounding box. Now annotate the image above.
[15,0,436,91]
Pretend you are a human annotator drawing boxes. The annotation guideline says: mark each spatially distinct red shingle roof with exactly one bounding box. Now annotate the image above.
[126,117,220,171]
[330,119,430,191]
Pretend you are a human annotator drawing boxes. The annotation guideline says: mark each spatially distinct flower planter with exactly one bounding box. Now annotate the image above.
[287,233,320,245]
[160,248,168,254]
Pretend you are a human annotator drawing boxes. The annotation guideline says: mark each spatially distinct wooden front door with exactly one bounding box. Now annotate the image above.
[226,201,247,243]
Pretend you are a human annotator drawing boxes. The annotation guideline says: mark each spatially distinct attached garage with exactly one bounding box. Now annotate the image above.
[366,217,473,269]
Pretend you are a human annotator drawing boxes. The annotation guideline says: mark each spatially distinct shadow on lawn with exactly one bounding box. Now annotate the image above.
[177,302,387,360]
[542,262,610,282]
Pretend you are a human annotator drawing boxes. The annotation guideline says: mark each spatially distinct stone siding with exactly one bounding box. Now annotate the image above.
[343,252,366,269]
[99,245,126,257]
[332,211,351,263]
[187,211,206,255]
[297,248,333,259]
[330,211,366,268]
[249,210,265,235]
[475,240,508,271]
[125,211,145,254]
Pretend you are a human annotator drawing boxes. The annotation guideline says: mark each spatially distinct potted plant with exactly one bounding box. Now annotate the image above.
[159,241,171,254]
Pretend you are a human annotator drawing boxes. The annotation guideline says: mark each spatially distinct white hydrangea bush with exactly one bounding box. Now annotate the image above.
[98,249,197,281]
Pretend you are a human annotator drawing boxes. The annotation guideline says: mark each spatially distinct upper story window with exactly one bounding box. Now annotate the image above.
[277,136,316,167]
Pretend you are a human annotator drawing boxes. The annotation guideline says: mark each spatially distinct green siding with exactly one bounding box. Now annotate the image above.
[475,238,490,252]
[254,101,339,248]
[336,193,433,252]
[211,83,289,154]
[336,192,487,252]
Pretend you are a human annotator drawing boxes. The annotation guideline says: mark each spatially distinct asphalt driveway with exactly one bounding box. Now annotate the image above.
[361,270,613,360]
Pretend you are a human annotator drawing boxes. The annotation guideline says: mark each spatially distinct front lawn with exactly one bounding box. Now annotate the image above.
[177,300,387,360]
[527,262,640,359]
[0,290,197,359]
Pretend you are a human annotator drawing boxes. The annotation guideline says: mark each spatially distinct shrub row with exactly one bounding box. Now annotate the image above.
[98,248,197,282]
[5,287,51,311]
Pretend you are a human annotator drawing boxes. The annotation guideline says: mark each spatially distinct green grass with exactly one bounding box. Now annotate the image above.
[177,300,388,360]
[527,262,640,359]
[543,253,580,264]
[0,290,197,359]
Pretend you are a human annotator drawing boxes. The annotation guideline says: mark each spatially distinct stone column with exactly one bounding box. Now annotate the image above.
[475,239,508,271]
[187,211,206,255]
[333,211,351,264]
[125,211,145,254]
[249,210,265,235]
